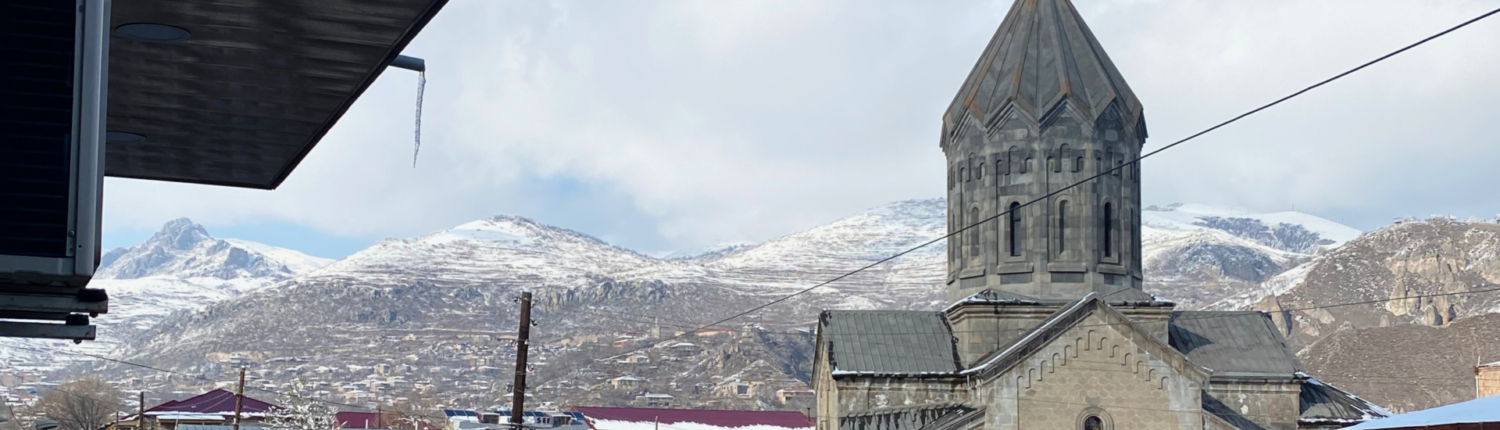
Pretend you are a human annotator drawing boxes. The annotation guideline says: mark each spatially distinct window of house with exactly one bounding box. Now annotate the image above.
[1008,202,1022,257]
[1102,203,1114,257]
[737,385,749,395]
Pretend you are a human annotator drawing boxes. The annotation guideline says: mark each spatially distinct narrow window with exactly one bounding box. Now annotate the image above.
[1075,157,1084,173]
[1057,144,1070,173]
[1083,416,1103,430]
[969,207,982,259]
[1103,203,1114,257]
[1008,202,1022,257]
[1058,201,1068,252]
[977,163,985,180]
[1024,157,1034,174]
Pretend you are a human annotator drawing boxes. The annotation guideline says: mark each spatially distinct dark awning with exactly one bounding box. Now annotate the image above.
[104,0,446,189]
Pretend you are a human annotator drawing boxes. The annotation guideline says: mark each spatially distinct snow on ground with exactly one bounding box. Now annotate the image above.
[589,419,810,430]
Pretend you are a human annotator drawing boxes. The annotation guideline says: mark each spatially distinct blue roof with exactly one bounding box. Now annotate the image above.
[443,410,478,417]
[1346,395,1500,429]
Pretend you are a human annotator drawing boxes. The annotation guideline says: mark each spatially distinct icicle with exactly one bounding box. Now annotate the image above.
[413,69,426,167]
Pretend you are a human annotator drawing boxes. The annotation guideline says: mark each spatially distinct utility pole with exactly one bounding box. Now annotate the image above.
[138,392,145,430]
[509,289,533,430]
[233,368,246,430]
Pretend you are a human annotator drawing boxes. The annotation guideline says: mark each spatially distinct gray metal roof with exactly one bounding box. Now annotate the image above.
[1299,377,1391,425]
[1203,393,1269,430]
[1168,311,1304,378]
[820,310,960,375]
[105,0,447,189]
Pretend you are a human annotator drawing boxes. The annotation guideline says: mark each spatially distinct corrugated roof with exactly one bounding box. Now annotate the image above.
[148,389,277,415]
[1168,311,1303,378]
[820,310,960,375]
[572,407,810,429]
[1299,377,1392,425]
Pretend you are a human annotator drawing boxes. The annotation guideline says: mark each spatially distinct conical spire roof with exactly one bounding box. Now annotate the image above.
[944,0,1142,135]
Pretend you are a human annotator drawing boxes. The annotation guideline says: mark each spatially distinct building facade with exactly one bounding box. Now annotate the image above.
[812,0,1388,429]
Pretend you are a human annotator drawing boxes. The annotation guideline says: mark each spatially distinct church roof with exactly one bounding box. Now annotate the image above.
[1298,376,1393,426]
[1168,311,1305,379]
[944,0,1142,136]
[819,310,961,376]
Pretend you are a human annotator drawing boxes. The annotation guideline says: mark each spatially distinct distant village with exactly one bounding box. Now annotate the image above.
[1,322,817,430]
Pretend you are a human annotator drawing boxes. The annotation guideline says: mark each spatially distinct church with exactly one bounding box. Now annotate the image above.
[811,1,1389,429]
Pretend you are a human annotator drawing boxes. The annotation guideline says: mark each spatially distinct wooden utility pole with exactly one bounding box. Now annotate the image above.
[508,289,533,430]
[138,391,145,430]
[233,368,246,430]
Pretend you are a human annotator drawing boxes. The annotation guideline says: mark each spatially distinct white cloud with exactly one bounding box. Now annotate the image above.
[103,0,1500,253]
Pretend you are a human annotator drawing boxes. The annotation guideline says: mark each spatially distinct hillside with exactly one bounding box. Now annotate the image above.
[0,219,329,370]
[67,200,1360,411]
[1234,217,1500,411]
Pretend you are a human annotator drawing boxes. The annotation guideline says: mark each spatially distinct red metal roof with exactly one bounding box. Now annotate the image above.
[148,389,278,415]
[572,407,810,428]
[335,412,439,430]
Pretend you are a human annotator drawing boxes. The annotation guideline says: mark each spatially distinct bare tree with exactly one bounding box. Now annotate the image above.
[264,379,336,430]
[35,377,123,430]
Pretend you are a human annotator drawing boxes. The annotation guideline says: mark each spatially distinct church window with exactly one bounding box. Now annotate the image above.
[1057,144,1070,172]
[969,207,982,259]
[1075,156,1084,173]
[1024,157,1033,174]
[1102,203,1114,257]
[977,163,984,180]
[1082,416,1103,430]
[1008,202,1022,256]
[1057,201,1068,252]
[1009,147,1021,174]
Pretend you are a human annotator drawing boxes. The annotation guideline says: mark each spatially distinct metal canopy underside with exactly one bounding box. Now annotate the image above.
[104,0,446,189]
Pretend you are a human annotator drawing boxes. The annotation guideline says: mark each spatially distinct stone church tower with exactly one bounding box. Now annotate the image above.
[942,0,1146,303]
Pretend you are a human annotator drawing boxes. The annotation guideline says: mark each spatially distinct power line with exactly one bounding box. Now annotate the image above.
[602,4,1500,361]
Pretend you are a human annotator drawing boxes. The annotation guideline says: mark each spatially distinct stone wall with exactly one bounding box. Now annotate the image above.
[831,377,969,415]
[974,312,1205,430]
[946,304,1061,366]
[1204,379,1301,430]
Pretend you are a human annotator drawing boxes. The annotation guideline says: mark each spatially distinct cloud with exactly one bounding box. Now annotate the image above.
[103,0,1500,254]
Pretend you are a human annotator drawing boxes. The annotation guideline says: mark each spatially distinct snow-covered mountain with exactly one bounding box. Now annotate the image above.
[0,219,330,369]
[1140,203,1362,309]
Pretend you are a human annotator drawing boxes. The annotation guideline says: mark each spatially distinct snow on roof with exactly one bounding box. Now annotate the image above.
[1345,394,1500,429]
[572,407,810,430]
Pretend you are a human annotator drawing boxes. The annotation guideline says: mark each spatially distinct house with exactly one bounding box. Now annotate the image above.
[573,407,810,430]
[609,376,643,390]
[776,387,814,405]
[621,355,650,364]
[694,328,734,338]
[1345,393,1496,429]
[441,410,585,430]
[633,393,674,408]
[109,389,278,430]
[1478,361,1500,398]
[714,380,759,399]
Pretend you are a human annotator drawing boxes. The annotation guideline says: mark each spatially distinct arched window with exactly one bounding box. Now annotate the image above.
[1057,201,1068,252]
[1057,144,1070,173]
[1102,203,1114,257]
[969,207,982,259]
[1008,202,1022,257]
[1008,147,1020,175]
[1083,416,1103,430]
[1075,156,1084,173]
[977,163,984,180]
[1024,157,1033,174]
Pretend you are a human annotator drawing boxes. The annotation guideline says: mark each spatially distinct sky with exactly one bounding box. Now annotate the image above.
[101,0,1500,259]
